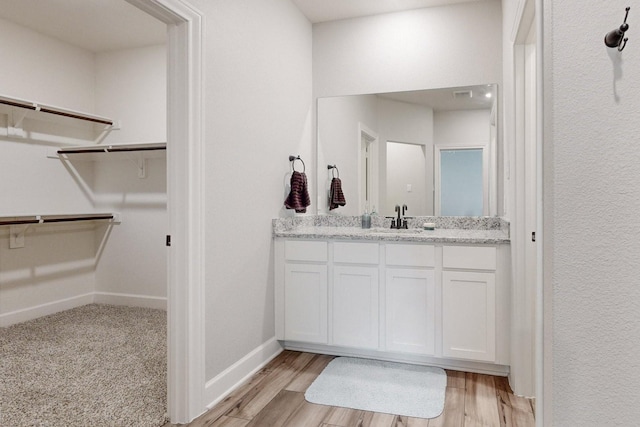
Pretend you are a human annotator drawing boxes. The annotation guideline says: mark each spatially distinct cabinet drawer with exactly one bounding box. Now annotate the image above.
[333,242,379,264]
[285,240,328,262]
[385,244,435,267]
[443,246,496,271]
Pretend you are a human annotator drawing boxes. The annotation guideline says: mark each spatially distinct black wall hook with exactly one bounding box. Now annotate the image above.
[605,7,630,52]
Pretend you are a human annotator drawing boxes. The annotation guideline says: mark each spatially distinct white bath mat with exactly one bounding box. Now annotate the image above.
[304,357,447,419]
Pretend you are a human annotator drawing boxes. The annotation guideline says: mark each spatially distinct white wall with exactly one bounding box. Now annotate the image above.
[0,18,98,322]
[543,0,640,424]
[313,1,502,98]
[95,45,167,144]
[191,0,312,380]
[434,110,491,147]
[93,45,167,303]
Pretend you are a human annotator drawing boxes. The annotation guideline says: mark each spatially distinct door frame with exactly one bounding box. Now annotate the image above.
[126,0,205,423]
[510,0,546,424]
[358,122,379,213]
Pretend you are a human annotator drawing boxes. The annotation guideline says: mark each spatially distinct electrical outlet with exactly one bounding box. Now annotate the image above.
[406,184,412,192]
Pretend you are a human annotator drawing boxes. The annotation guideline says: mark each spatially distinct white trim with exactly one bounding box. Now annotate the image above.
[283,341,509,377]
[93,292,167,310]
[0,293,94,327]
[0,292,169,327]
[126,0,205,423]
[535,0,546,424]
[509,0,539,402]
[204,338,284,409]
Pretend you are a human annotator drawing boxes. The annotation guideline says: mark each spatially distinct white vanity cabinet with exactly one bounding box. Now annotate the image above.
[384,244,436,355]
[279,240,328,344]
[331,242,379,349]
[274,236,510,376]
[442,246,498,362]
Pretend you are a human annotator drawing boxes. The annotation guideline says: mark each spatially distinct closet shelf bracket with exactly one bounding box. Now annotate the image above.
[9,225,28,249]
[128,155,147,179]
[8,109,29,137]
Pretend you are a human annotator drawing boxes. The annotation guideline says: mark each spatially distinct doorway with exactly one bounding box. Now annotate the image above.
[510,0,538,406]
[435,146,486,216]
[386,141,428,216]
[126,0,205,423]
[359,122,378,213]
[0,0,204,423]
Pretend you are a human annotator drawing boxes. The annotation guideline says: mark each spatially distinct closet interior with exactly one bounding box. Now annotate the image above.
[0,5,168,329]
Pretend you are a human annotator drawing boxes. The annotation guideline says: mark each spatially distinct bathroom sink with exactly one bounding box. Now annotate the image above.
[369,228,423,234]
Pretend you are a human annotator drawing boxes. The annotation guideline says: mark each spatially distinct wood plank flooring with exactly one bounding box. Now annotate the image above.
[167,351,534,427]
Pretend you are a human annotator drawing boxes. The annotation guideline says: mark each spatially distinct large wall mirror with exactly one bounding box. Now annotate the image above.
[317,84,498,217]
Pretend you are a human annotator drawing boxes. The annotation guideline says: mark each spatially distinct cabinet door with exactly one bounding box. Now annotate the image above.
[385,268,435,355]
[332,266,379,349]
[442,270,496,362]
[284,263,328,343]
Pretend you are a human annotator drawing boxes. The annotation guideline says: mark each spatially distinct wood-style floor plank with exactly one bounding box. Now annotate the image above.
[321,406,368,426]
[282,399,333,426]
[428,386,465,427]
[464,373,501,427]
[393,415,430,427]
[207,416,250,427]
[244,390,305,426]
[225,351,315,419]
[494,377,536,427]
[177,351,534,427]
[182,351,297,426]
[360,412,397,427]
[285,353,334,392]
[446,369,467,389]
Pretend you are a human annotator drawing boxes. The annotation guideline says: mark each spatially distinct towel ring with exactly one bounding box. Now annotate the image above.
[289,155,305,173]
[327,164,339,178]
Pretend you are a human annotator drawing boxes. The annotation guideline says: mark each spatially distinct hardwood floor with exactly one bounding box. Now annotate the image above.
[167,351,534,427]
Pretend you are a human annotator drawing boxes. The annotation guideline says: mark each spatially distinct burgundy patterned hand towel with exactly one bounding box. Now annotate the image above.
[329,177,346,210]
[285,171,311,213]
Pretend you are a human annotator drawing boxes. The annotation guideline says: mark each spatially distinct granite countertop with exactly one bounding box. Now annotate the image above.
[273,216,510,244]
[274,226,509,244]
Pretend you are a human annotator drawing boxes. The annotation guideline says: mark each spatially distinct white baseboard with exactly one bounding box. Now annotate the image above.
[283,341,510,377]
[0,293,94,327]
[93,292,167,310]
[204,337,283,409]
[1,292,167,327]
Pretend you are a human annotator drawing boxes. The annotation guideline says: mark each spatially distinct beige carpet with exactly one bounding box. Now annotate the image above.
[0,304,168,426]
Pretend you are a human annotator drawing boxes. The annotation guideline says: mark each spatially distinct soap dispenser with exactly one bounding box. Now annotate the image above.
[361,205,371,229]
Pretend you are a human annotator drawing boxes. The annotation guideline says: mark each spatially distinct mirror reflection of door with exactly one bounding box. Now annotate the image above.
[385,141,428,216]
[359,124,378,212]
[436,147,484,216]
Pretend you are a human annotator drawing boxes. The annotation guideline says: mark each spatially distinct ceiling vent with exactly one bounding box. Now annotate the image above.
[452,90,473,99]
